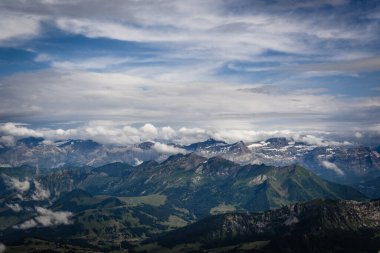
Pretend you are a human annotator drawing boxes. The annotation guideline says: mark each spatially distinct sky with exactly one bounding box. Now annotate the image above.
[0,0,380,145]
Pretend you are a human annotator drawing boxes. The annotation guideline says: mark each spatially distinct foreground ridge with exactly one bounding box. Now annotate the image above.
[145,199,380,253]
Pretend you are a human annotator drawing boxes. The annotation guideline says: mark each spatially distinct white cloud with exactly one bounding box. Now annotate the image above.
[31,180,51,201]
[211,129,283,144]
[50,56,130,71]
[174,127,209,144]
[42,139,54,145]
[0,13,41,42]
[0,1,377,146]
[0,122,42,138]
[0,121,357,147]
[48,0,371,62]
[355,132,363,139]
[179,127,206,135]
[34,207,72,226]
[6,203,23,212]
[321,161,345,176]
[295,135,345,147]
[1,0,375,64]
[14,207,72,230]
[2,66,376,135]
[140,123,158,139]
[292,57,380,74]
[152,142,186,155]
[14,219,38,230]
[2,175,51,201]
[2,174,30,193]
[159,126,176,140]
[0,135,15,147]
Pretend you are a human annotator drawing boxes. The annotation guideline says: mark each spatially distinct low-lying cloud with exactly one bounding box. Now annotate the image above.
[31,180,51,201]
[321,161,345,176]
[2,175,51,201]
[0,122,359,147]
[0,122,42,138]
[6,203,22,212]
[2,174,30,193]
[152,142,186,155]
[14,207,73,230]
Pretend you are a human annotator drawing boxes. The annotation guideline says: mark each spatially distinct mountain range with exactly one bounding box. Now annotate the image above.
[0,137,379,252]
[1,137,380,186]
[146,199,380,253]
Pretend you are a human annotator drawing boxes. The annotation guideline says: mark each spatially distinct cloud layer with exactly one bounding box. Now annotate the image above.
[0,121,368,146]
[14,207,73,230]
[2,174,30,193]
[0,69,378,135]
[321,160,345,176]
[2,174,51,201]
[0,0,379,140]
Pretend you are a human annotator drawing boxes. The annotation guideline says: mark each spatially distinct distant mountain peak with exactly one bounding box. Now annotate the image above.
[164,153,186,162]
[265,137,289,147]
[207,155,235,163]
[159,152,207,170]
[184,138,227,151]
[136,160,159,168]
[57,139,101,149]
[16,137,44,148]
[204,156,239,169]
[229,141,250,153]
[185,152,206,160]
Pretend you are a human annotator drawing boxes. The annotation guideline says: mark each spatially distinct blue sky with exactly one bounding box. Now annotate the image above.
[0,0,379,144]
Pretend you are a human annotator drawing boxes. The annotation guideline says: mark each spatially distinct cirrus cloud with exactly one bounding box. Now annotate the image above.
[0,0,379,145]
